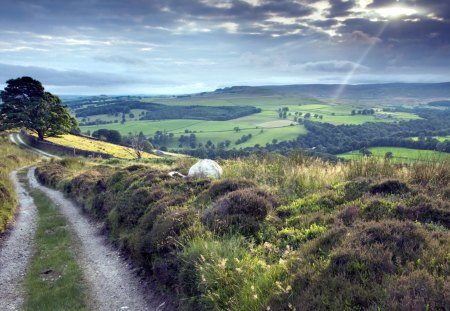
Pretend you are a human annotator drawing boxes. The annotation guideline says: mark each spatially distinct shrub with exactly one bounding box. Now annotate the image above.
[202,178,256,201]
[277,191,341,217]
[269,221,430,311]
[443,187,450,200]
[35,163,69,187]
[370,179,410,195]
[202,188,275,236]
[278,223,327,249]
[352,221,427,264]
[343,178,372,201]
[387,270,449,311]
[339,205,360,226]
[395,202,450,228]
[361,198,396,221]
[143,208,197,257]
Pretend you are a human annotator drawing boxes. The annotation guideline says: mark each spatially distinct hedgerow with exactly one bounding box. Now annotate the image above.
[34,156,450,310]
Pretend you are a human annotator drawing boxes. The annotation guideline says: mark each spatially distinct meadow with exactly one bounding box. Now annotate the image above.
[338,147,450,162]
[39,134,158,159]
[78,94,420,150]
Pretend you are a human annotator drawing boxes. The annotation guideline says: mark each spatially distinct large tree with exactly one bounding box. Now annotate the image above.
[0,76,77,140]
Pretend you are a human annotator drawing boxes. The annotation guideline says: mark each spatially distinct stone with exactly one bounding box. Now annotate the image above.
[188,159,223,179]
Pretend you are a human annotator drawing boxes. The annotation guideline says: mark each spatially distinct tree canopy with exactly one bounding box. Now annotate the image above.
[0,77,77,140]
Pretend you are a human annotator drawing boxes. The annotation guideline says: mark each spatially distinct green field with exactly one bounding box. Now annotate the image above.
[78,94,420,149]
[81,115,306,149]
[409,135,450,142]
[338,147,450,163]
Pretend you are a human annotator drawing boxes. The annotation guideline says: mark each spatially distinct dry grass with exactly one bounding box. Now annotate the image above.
[0,134,38,232]
[34,133,158,159]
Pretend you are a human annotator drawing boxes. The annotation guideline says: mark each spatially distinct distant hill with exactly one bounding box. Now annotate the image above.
[211,83,450,102]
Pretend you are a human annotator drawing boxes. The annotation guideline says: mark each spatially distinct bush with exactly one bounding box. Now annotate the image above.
[202,188,276,236]
[339,205,360,226]
[142,208,197,257]
[395,202,450,228]
[203,178,256,201]
[387,270,449,311]
[269,221,431,311]
[343,178,372,201]
[443,187,450,200]
[277,191,342,217]
[362,198,396,221]
[35,163,69,187]
[370,179,410,195]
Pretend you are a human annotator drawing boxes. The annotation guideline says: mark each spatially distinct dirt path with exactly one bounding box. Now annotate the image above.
[0,171,38,311]
[8,133,57,159]
[28,168,172,311]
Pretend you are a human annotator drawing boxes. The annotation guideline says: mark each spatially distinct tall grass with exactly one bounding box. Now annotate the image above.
[222,153,345,201]
[0,134,38,232]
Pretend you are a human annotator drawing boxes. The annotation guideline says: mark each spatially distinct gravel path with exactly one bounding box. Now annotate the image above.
[28,168,173,311]
[0,171,37,311]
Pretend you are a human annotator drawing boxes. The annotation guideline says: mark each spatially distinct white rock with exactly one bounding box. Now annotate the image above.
[188,159,223,179]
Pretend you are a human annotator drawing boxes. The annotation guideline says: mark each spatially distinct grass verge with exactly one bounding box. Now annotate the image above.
[19,170,89,311]
[0,133,38,233]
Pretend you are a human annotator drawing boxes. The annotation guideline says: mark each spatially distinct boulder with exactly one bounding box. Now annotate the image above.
[188,159,223,179]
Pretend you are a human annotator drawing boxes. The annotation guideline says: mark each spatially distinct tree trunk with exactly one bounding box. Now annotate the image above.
[37,130,44,140]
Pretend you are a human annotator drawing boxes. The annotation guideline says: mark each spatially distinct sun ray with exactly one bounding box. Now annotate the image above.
[332,22,388,102]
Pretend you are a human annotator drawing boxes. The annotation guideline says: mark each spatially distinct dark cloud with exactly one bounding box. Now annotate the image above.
[0,0,449,93]
[328,0,355,18]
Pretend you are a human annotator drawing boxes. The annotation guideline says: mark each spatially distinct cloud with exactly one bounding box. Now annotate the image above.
[93,55,147,65]
[0,0,449,93]
[346,30,382,44]
[0,63,134,86]
[299,60,370,72]
[328,0,355,17]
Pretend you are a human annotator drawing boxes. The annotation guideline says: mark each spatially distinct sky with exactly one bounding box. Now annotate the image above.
[0,0,449,95]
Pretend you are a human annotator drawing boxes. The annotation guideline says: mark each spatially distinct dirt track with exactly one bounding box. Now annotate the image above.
[0,171,37,311]
[27,168,173,311]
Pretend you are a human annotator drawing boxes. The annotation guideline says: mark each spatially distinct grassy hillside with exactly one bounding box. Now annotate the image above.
[38,134,158,159]
[338,147,450,163]
[79,98,419,150]
[0,134,38,233]
[35,154,450,310]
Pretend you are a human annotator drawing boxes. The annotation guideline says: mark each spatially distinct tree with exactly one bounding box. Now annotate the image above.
[384,152,393,159]
[92,129,122,144]
[359,148,372,157]
[0,77,77,140]
[127,132,153,160]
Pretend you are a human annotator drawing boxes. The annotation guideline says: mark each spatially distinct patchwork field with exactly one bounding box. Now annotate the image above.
[77,94,420,149]
[81,117,307,149]
[338,147,450,163]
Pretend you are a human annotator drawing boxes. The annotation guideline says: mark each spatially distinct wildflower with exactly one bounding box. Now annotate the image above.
[251,285,255,291]
[235,267,242,273]
[253,294,258,300]
[201,274,206,282]
[218,258,228,269]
